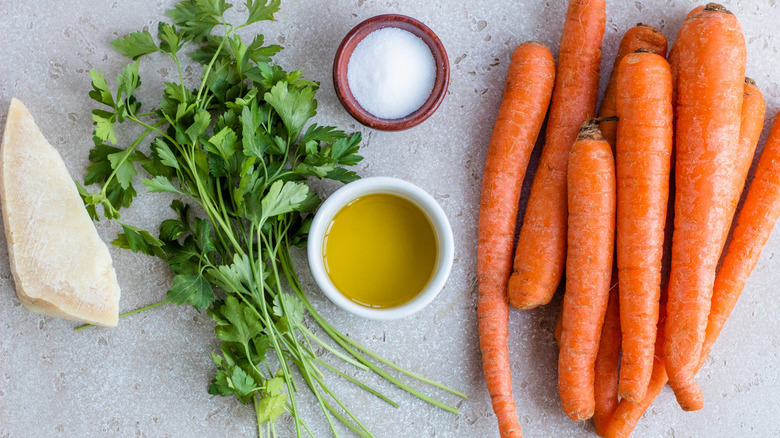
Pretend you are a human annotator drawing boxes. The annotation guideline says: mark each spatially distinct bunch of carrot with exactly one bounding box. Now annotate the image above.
[477,2,780,437]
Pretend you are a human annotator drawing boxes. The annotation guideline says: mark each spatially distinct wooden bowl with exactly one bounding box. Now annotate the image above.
[333,14,450,131]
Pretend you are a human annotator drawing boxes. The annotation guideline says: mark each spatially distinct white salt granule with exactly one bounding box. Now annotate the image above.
[347,27,436,120]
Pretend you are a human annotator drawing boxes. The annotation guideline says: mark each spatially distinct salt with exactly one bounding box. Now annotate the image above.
[347,27,436,120]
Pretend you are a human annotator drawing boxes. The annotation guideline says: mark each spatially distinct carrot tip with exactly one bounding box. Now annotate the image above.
[578,119,605,141]
[635,23,661,32]
[673,382,704,411]
[565,408,595,422]
[704,3,732,15]
[525,40,549,48]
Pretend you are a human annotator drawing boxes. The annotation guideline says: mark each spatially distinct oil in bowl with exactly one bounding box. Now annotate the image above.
[322,193,437,309]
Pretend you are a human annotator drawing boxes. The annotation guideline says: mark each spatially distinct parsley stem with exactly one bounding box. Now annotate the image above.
[283,406,314,438]
[291,353,348,438]
[299,294,461,414]
[214,178,237,246]
[263,223,317,385]
[252,225,303,438]
[74,299,169,331]
[299,325,368,371]
[190,163,244,255]
[170,51,185,95]
[126,116,177,152]
[315,358,398,408]
[195,25,230,109]
[332,334,469,400]
[99,120,166,199]
[278,247,463,414]
[310,369,373,438]
[253,396,262,438]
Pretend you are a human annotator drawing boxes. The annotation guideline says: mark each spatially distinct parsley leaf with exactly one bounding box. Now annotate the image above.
[168,0,221,42]
[152,138,180,170]
[255,392,286,424]
[264,82,317,139]
[186,109,211,143]
[301,124,346,145]
[256,180,310,221]
[230,366,258,399]
[246,35,282,64]
[206,126,239,160]
[214,295,263,346]
[112,222,165,258]
[209,367,233,396]
[92,111,117,144]
[107,150,139,189]
[143,175,185,195]
[111,30,159,60]
[158,23,184,54]
[272,294,303,333]
[325,167,360,184]
[89,70,115,107]
[197,0,233,18]
[194,217,216,253]
[216,253,255,291]
[159,219,186,242]
[245,0,280,25]
[167,273,215,311]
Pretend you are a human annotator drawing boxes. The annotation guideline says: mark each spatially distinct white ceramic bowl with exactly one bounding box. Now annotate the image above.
[307,177,454,320]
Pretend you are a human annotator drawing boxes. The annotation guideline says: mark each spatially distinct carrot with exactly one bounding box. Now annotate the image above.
[508,0,606,310]
[597,24,668,148]
[605,294,668,438]
[713,78,766,254]
[699,82,767,365]
[593,269,621,437]
[605,79,765,438]
[559,120,616,422]
[664,3,746,411]
[477,41,556,438]
[614,51,674,403]
[557,265,621,434]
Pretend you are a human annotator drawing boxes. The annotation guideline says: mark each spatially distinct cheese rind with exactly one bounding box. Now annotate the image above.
[1,98,120,327]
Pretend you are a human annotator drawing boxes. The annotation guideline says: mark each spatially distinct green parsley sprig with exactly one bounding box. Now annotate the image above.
[77,0,465,436]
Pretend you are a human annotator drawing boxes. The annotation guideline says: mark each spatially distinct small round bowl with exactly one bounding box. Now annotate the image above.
[307,177,454,320]
[333,14,450,131]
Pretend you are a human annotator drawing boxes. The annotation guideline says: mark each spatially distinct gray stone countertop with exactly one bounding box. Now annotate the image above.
[1,1,779,437]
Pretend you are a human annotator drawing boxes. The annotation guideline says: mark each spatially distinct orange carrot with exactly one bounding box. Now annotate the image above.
[699,82,767,365]
[664,3,746,411]
[605,294,668,438]
[714,78,766,253]
[508,0,606,310]
[559,120,616,422]
[593,269,621,437]
[605,79,765,438]
[614,51,673,403]
[597,24,668,148]
[477,42,556,438]
[558,264,621,434]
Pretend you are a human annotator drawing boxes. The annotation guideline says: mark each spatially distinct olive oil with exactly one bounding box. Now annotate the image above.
[322,194,438,308]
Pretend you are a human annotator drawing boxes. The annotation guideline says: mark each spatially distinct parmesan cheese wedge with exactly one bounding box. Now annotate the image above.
[1,98,120,326]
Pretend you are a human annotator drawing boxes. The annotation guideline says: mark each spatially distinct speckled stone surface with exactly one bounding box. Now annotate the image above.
[1,1,780,437]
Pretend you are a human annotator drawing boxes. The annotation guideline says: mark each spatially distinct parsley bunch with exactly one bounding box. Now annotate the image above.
[77,0,464,436]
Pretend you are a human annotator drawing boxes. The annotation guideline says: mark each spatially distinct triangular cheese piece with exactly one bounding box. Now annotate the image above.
[1,98,120,326]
